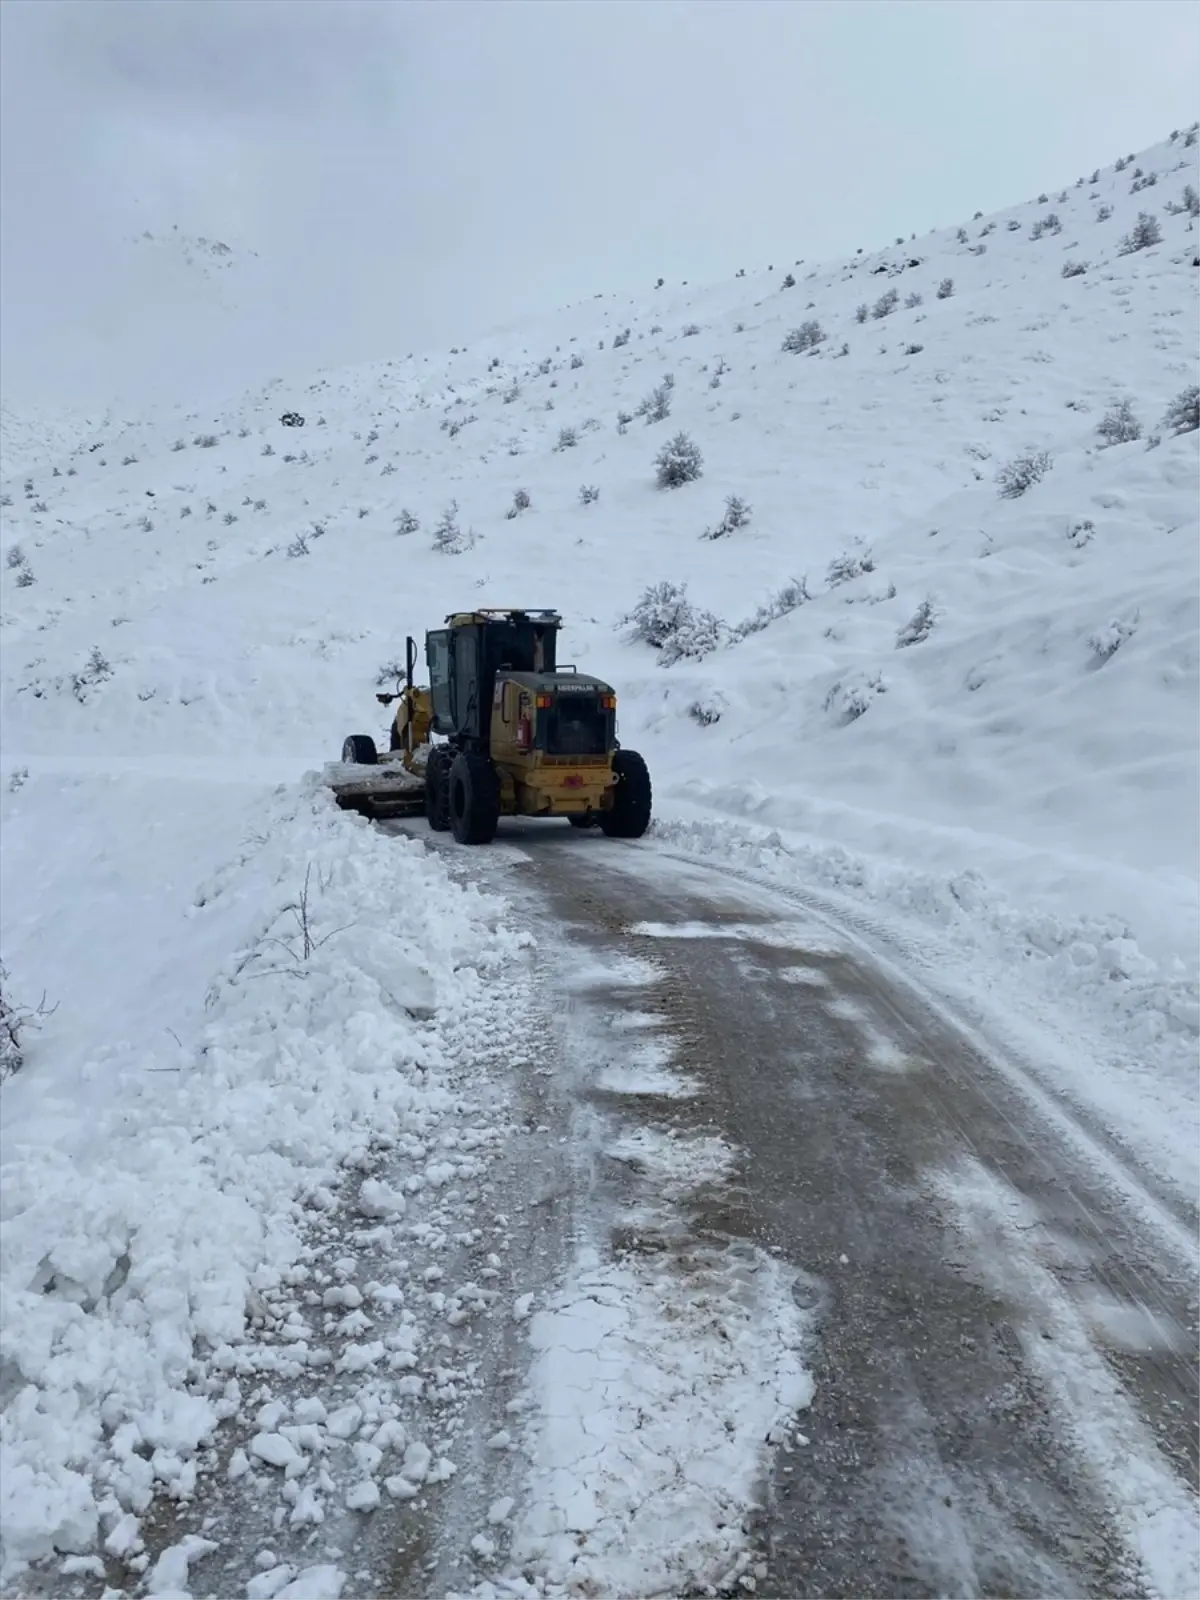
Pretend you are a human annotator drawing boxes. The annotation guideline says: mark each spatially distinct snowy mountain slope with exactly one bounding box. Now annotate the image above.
[1,129,1198,1584]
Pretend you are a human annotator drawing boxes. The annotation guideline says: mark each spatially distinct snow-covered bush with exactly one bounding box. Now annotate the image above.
[1007,219,1022,231]
[823,672,886,725]
[503,383,521,404]
[616,410,633,434]
[1095,398,1142,447]
[781,321,826,353]
[1088,614,1138,663]
[1130,171,1157,193]
[286,532,310,558]
[682,323,701,337]
[1029,213,1061,240]
[895,598,937,647]
[996,449,1053,498]
[781,273,796,289]
[730,577,810,640]
[70,646,113,703]
[570,353,584,370]
[433,500,463,552]
[1118,212,1162,254]
[195,434,219,448]
[395,508,420,535]
[6,544,25,569]
[826,549,875,587]
[1061,259,1088,278]
[1096,204,1113,222]
[1165,184,1200,217]
[579,484,600,505]
[903,342,924,355]
[637,383,672,424]
[956,227,968,244]
[688,699,722,727]
[936,278,954,299]
[855,303,869,323]
[505,488,531,519]
[624,581,724,664]
[1068,518,1095,548]
[612,328,631,348]
[0,966,54,1083]
[1162,385,1199,435]
[904,291,923,308]
[871,288,900,319]
[555,427,578,451]
[654,431,703,489]
[702,493,752,540]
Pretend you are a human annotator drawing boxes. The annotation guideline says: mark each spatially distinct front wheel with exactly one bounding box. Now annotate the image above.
[599,749,652,838]
[448,751,500,845]
[342,734,378,765]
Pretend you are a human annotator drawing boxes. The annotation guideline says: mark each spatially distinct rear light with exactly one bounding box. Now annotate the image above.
[601,695,616,710]
[535,693,553,709]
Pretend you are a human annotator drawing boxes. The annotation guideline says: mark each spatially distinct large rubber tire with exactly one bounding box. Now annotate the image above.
[342,734,378,765]
[599,749,652,838]
[425,747,452,832]
[448,751,500,845]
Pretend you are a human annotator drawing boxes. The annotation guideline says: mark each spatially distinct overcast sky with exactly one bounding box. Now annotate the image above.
[2,0,1197,406]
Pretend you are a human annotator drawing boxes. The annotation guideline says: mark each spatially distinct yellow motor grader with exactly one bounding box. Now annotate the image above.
[328,609,651,845]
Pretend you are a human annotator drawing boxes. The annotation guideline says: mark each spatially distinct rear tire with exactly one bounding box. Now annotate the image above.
[448,751,500,845]
[425,747,452,832]
[342,734,378,766]
[599,749,652,838]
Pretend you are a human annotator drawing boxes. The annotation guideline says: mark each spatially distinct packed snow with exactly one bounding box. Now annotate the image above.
[2,126,1198,1588]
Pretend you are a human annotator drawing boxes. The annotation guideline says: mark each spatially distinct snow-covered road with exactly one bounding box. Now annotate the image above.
[6,806,1198,1600]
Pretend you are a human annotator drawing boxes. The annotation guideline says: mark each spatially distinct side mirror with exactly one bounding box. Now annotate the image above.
[376,693,395,705]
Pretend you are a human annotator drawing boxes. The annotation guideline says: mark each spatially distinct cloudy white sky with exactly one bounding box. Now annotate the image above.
[1,0,1197,406]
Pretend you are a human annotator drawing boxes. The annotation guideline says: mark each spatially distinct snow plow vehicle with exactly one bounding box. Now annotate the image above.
[328,609,652,845]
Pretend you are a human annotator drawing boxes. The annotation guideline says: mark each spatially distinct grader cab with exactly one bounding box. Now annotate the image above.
[331,609,651,845]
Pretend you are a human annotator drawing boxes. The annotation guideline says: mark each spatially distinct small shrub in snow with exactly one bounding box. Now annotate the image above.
[121,454,138,466]
[904,291,923,308]
[782,320,826,353]
[8,767,28,791]
[6,545,25,568]
[1118,213,1162,254]
[826,550,875,587]
[1037,191,1050,202]
[1061,259,1088,278]
[30,500,47,514]
[730,577,810,639]
[936,278,954,299]
[570,353,584,369]
[195,434,219,448]
[537,358,552,375]
[503,383,521,404]
[1088,615,1138,663]
[895,598,937,647]
[702,493,752,540]
[1095,204,1113,222]
[1068,518,1095,548]
[287,532,310,558]
[956,227,968,244]
[654,431,703,489]
[1007,218,1022,231]
[1095,398,1142,447]
[823,672,886,725]
[903,342,924,355]
[506,488,531,519]
[781,273,796,289]
[835,341,850,357]
[871,288,900,319]
[616,410,633,434]
[554,427,578,451]
[70,646,113,702]
[682,323,701,337]
[261,442,275,456]
[0,967,56,1083]
[855,303,869,323]
[1130,171,1157,193]
[688,699,722,727]
[223,511,238,525]
[1162,385,1200,435]
[1187,126,1199,148]
[205,499,217,515]
[395,508,420,536]
[171,438,186,451]
[15,566,35,587]
[311,520,328,539]
[637,382,673,425]
[433,500,465,552]
[1165,184,1200,217]
[579,484,600,505]
[179,504,192,518]
[613,328,631,348]
[996,450,1052,498]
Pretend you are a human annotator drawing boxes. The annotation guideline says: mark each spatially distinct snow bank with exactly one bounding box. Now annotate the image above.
[0,779,526,1579]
